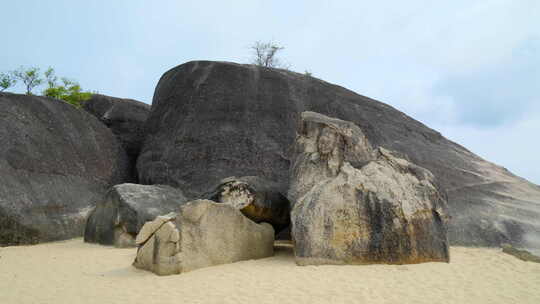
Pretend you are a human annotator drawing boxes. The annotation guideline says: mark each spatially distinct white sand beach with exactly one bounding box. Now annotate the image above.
[1,239,539,304]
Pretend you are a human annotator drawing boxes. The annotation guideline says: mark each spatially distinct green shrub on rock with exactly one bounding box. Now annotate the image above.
[43,68,92,107]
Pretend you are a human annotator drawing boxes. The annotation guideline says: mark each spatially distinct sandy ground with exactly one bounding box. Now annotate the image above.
[1,239,539,304]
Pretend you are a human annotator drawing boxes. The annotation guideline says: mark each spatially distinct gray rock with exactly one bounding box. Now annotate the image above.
[139,61,540,248]
[84,183,187,247]
[83,94,150,181]
[0,93,129,245]
[501,244,540,263]
[290,112,449,265]
[133,199,274,275]
[206,176,290,233]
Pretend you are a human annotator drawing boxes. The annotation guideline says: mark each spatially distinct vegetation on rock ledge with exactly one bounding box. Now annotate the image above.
[0,66,93,108]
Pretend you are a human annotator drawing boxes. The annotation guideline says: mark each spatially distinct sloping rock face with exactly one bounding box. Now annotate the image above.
[133,200,274,275]
[0,93,129,245]
[84,183,188,247]
[83,94,150,181]
[206,176,290,233]
[501,244,540,263]
[139,61,540,248]
[290,112,449,265]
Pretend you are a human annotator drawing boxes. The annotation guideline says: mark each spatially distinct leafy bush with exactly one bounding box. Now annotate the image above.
[1,66,93,107]
[0,72,16,92]
[43,68,92,107]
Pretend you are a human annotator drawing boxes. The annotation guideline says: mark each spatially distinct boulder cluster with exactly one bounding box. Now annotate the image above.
[2,60,539,274]
[90,110,450,275]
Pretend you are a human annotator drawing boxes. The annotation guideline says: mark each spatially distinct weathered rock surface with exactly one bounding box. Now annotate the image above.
[133,199,274,275]
[206,176,290,233]
[139,60,540,248]
[501,244,540,263]
[135,212,177,246]
[0,93,129,245]
[83,94,150,181]
[290,112,449,265]
[84,183,188,247]
[288,112,374,206]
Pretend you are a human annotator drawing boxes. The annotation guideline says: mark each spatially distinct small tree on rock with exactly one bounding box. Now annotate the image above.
[0,72,16,92]
[44,67,58,89]
[2,66,92,107]
[43,69,92,108]
[11,66,43,95]
[250,41,288,68]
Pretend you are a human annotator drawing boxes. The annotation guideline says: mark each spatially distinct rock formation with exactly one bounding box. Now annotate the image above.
[83,94,151,181]
[288,112,374,206]
[0,93,129,245]
[206,176,290,233]
[84,183,188,247]
[290,112,450,265]
[501,244,540,263]
[133,199,274,275]
[139,60,540,248]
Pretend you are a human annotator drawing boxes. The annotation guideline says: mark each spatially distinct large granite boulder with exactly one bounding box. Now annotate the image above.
[133,199,274,275]
[84,183,188,247]
[206,176,290,233]
[0,93,129,245]
[139,61,540,248]
[83,94,151,181]
[290,112,449,265]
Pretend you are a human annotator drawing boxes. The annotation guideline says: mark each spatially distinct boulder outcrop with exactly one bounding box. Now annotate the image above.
[83,94,150,181]
[133,199,274,275]
[84,183,188,247]
[206,176,290,233]
[139,60,540,248]
[0,93,129,245]
[290,112,450,265]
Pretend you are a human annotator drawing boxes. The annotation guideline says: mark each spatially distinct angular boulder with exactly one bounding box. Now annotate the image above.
[84,183,187,247]
[0,93,129,245]
[133,199,274,275]
[138,61,540,248]
[290,112,449,265]
[83,94,151,181]
[206,176,290,233]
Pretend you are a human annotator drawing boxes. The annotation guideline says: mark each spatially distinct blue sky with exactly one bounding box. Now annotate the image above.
[1,0,539,184]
